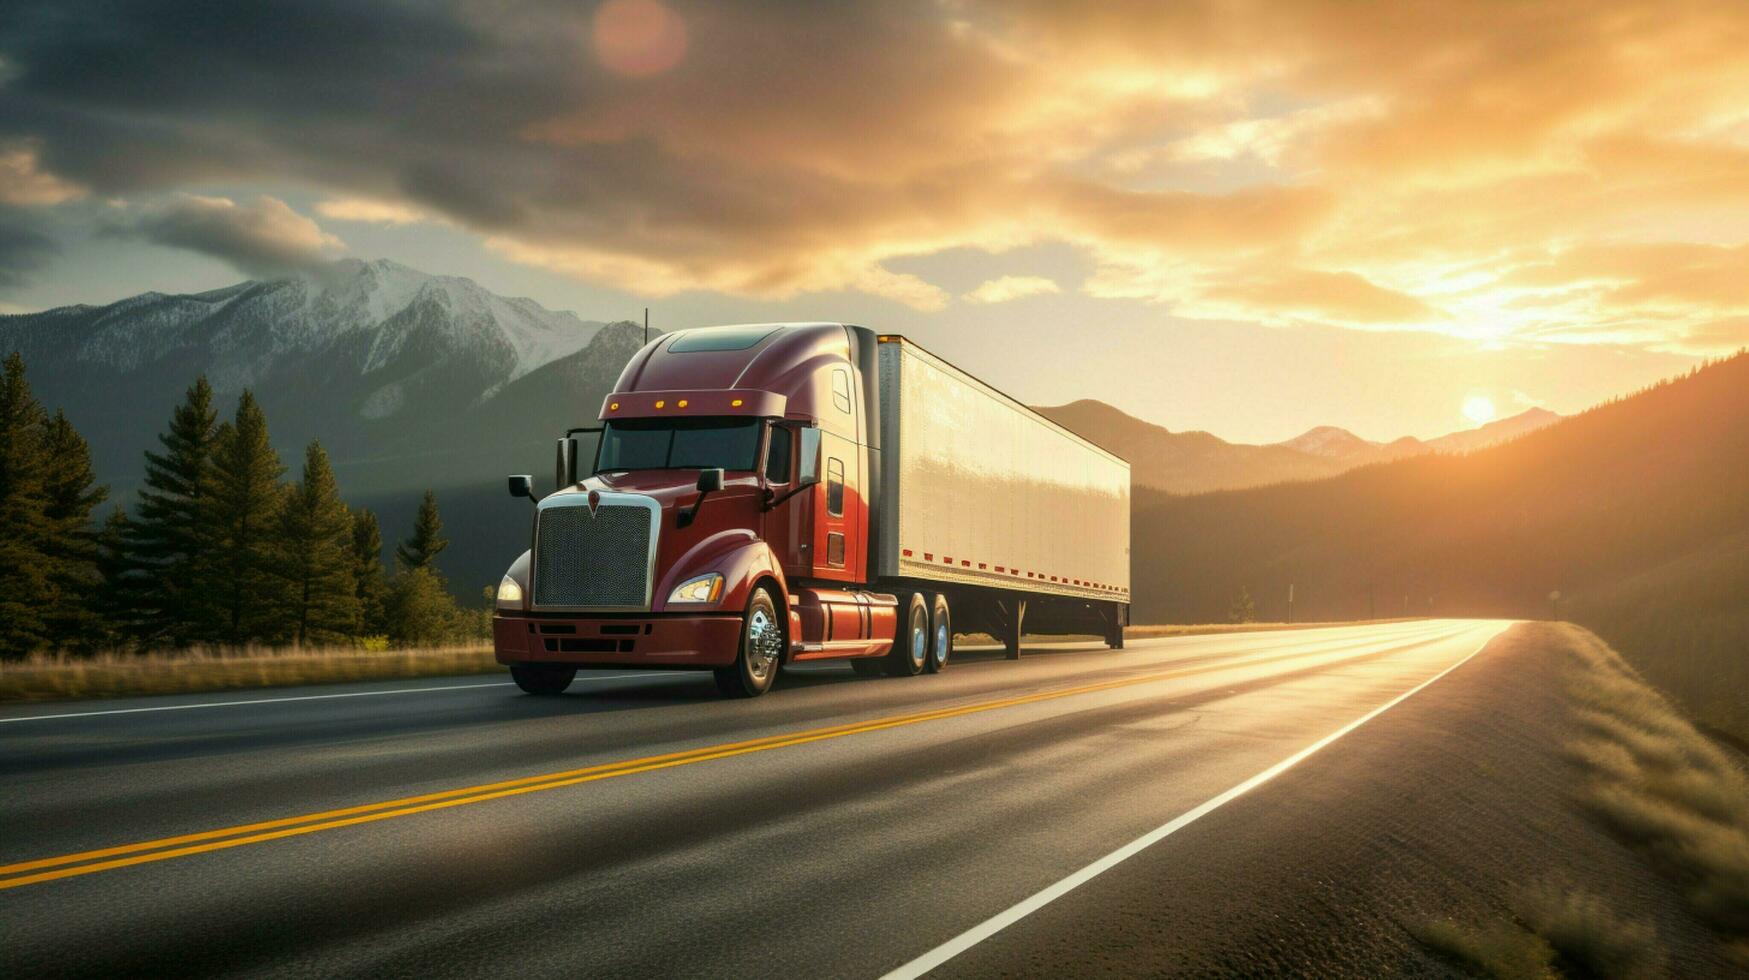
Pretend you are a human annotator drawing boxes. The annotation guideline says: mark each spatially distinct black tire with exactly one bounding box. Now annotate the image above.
[884,593,930,677]
[925,593,952,673]
[714,585,783,698]
[510,664,576,695]
[849,658,885,677]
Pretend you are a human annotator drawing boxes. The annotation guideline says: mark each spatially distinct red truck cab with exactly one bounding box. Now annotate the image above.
[493,323,898,696]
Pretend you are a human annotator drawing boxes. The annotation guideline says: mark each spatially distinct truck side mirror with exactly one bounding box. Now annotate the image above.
[796,426,822,487]
[508,474,535,500]
[555,437,577,491]
[679,468,725,528]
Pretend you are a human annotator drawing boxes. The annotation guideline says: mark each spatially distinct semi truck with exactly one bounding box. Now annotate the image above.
[492,323,1130,697]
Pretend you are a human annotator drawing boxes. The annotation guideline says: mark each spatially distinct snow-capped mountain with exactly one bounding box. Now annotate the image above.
[16,258,605,396]
[3,258,652,590]
[1,258,640,494]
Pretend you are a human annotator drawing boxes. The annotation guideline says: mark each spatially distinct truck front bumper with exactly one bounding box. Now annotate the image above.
[494,613,744,668]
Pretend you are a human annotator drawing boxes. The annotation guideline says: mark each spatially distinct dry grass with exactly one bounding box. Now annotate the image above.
[1411,916,1558,979]
[1560,626,1749,945]
[1411,882,1663,980]
[0,645,500,703]
[1516,881,1665,979]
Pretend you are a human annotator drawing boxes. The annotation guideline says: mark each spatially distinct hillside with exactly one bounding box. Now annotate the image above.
[1132,352,1749,740]
[1,260,648,591]
[1036,399,1560,493]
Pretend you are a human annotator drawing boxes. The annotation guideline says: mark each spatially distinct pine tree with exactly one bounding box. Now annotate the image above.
[0,352,52,657]
[208,391,287,645]
[1228,585,1256,624]
[385,566,462,647]
[395,490,448,573]
[95,508,141,644]
[127,377,222,646]
[351,507,389,637]
[275,442,360,646]
[40,410,109,649]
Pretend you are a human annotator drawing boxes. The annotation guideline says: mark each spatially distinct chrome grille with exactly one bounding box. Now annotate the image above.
[532,500,656,609]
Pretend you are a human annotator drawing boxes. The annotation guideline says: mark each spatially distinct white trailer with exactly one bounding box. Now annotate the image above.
[873,336,1130,645]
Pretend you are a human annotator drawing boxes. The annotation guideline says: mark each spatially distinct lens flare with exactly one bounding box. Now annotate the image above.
[591,0,687,78]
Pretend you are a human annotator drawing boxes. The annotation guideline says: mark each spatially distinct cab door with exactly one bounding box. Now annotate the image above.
[811,431,858,583]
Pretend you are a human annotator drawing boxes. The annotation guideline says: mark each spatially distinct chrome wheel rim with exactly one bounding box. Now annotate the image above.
[747,606,781,681]
[935,621,949,665]
[909,609,927,668]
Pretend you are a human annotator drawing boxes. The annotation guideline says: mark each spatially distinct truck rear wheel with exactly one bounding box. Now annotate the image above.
[510,665,576,695]
[884,593,930,677]
[925,593,952,673]
[715,586,783,698]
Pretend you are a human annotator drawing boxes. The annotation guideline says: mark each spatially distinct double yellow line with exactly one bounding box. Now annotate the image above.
[0,630,1446,891]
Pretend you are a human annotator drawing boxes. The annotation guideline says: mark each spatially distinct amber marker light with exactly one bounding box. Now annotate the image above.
[677,399,688,408]
[609,402,620,411]
[731,398,743,407]
[655,399,666,408]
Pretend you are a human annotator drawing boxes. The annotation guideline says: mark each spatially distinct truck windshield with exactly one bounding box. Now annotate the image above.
[595,417,761,473]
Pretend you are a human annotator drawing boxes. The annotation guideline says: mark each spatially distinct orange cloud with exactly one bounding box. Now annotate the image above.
[10,0,1749,341]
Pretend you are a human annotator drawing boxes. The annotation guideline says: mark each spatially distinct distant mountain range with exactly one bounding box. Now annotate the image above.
[1,259,648,589]
[1127,352,1749,741]
[0,257,1563,591]
[1035,400,1561,493]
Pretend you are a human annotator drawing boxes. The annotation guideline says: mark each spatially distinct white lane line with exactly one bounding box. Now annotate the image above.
[0,673,658,724]
[883,621,1512,979]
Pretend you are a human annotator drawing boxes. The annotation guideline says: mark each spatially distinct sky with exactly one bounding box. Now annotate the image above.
[2,0,1744,443]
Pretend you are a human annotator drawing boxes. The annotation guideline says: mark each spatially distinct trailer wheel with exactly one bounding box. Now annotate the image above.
[510,665,576,695]
[715,585,783,698]
[884,593,930,677]
[925,593,952,673]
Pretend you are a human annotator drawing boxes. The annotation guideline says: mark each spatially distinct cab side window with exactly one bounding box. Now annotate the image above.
[765,427,792,484]
[831,368,853,415]
[826,457,845,516]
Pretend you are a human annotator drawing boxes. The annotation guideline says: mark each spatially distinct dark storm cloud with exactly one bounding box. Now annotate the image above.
[0,207,57,289]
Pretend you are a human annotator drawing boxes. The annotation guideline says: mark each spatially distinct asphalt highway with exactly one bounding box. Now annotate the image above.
[1,619,1513,977]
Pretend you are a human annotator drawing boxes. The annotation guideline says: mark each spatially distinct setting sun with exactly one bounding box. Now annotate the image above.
[1462,395,1497,426]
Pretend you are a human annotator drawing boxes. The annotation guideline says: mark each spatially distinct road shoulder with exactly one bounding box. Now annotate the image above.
[935,622,1745,977]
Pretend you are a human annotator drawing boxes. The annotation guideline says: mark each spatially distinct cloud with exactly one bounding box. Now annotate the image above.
[0,144,85,206]
[0,206,57,289]
[315,197,432,226]
[2,0,1748,339]
[113,195,343,276]
[1201,268,1443,326]
[963,275,1061,304]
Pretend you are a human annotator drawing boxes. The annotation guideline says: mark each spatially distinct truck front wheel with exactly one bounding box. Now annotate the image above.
[510,665,576,695]
[715,586,783,698]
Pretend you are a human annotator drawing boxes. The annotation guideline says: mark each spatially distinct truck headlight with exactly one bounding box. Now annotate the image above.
[496,574,525,609]
[668,573,723,604]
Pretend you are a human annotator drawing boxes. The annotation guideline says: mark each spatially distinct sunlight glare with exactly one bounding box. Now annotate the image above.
[1462,394,1497,426]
